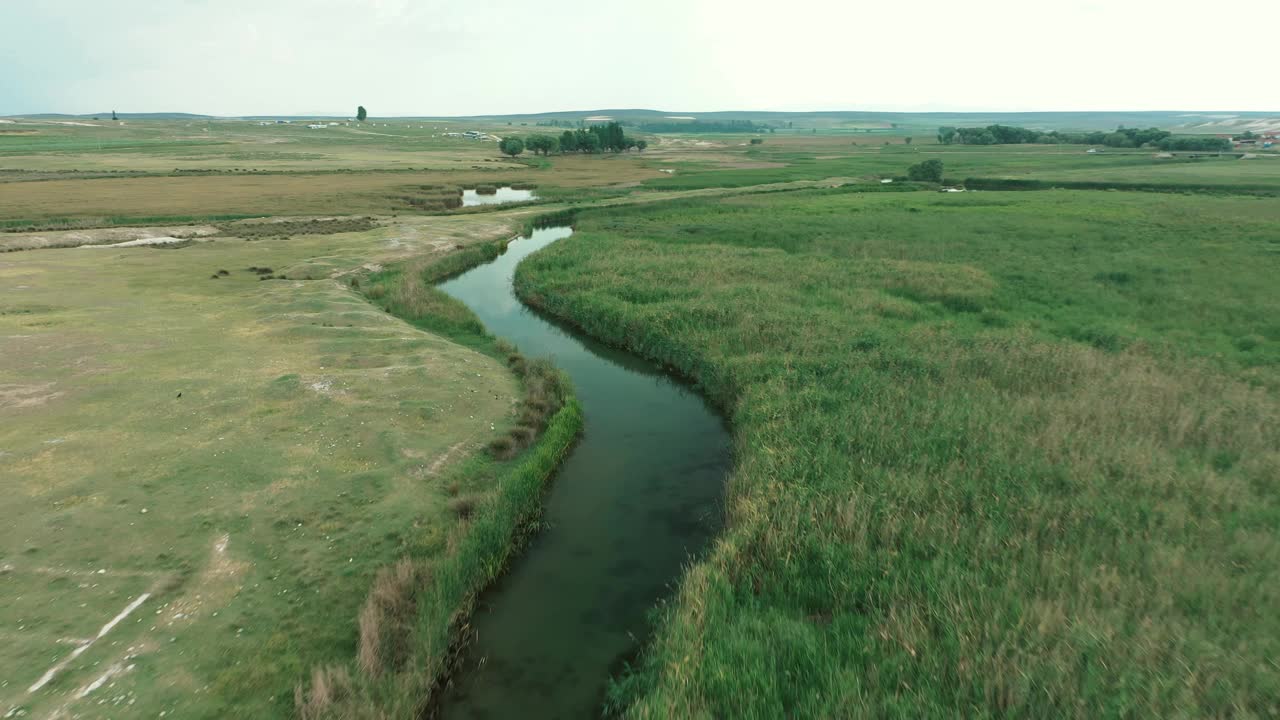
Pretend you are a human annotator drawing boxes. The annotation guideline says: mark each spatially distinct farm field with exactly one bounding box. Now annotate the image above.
[6,118,1278,232]
[2,114,1278,718]
[0,118,526,172]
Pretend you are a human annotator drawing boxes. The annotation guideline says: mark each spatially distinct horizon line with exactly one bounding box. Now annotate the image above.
[5,107,1280,120]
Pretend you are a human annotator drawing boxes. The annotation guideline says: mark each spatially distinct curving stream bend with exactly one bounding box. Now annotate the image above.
[434,226,731,718]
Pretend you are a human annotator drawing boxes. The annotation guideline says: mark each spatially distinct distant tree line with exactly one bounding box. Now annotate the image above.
[1154,135,1236,151]
[936,124,1232,151]
[558,122,646,153]
[501,122,648,157]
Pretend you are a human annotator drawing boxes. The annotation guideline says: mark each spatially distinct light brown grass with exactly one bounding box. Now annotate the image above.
[357,558,426,677]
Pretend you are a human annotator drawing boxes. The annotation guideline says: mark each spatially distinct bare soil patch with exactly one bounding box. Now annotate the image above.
[2,225,219,252]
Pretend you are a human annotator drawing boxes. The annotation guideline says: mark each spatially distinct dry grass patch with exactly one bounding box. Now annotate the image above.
[357,559,428,677]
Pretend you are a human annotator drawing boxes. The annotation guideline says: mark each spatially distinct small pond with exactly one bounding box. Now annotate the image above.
[461,187,536,206]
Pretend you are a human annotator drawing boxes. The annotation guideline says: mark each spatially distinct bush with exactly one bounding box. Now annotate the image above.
[907,158,944,183]
[499,137,525,158]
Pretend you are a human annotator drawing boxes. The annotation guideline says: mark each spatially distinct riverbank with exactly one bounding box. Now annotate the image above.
[293,226,586,718]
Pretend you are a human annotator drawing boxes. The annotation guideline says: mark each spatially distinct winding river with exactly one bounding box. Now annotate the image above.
[434,226,731,718]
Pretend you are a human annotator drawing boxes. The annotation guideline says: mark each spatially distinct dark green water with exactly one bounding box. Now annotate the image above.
[434,227,731,718]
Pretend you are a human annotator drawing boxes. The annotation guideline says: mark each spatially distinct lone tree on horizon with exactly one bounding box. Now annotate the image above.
[111,109,118,121]
[357,106,367,122]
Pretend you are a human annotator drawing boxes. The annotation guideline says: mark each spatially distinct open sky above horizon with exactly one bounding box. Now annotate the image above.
[2,0,1276,117]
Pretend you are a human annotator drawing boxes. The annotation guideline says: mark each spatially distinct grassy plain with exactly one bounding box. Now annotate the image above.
[640,137,1280,192]
[0,211,578,718]
[6,120,1277,232]
[516,189,1280,717]
[0,118,526,172]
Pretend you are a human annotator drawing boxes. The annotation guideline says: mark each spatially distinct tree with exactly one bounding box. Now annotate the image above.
[904,137,913,145]
[937,126,957,144]
[357,106,367,122]
[1157,135,1232,152]
[1103,132,1135,148]
[526,134,560,156]
[559,130,578,153]
[583,121,628,152]
[111,110,118,121]
[499,137,525,158]
[907,158,944,183]
[636,139,647,151]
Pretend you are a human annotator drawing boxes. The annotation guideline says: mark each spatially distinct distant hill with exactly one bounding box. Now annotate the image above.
[449,109,1280,133]
[14,112,219,120]
[5,109,1277,133]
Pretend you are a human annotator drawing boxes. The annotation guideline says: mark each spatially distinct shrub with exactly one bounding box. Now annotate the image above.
[907,158,944,183]
[498,137,525,158]
[294,666,354,720]
[447,495,479,520]
[1235,334,1264,351]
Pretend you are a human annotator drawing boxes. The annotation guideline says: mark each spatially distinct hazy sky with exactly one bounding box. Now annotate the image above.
[3,0,1276,116]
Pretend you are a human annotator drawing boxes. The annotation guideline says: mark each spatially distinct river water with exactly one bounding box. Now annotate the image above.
[434,226,730,718]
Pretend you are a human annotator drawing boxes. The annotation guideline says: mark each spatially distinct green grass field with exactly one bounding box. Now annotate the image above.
[3,116,1278,718]
[516,188,1280,717]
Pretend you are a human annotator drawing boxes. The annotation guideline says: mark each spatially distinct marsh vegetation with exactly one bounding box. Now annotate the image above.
[516,188,1280,717]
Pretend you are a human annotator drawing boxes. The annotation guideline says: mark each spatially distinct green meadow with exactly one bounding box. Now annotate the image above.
[516,188,1280,717]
